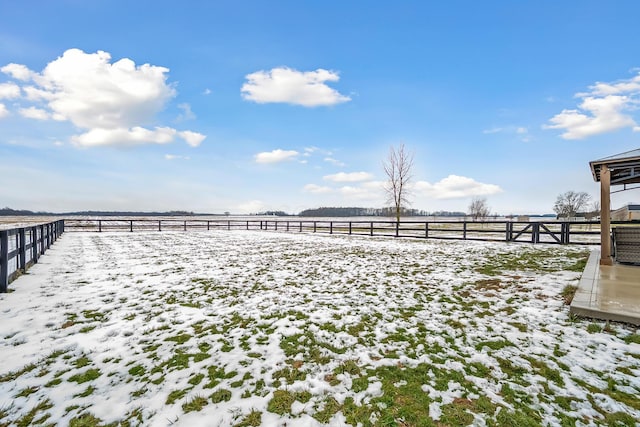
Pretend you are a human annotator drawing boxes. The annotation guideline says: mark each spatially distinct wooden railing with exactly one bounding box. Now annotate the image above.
[0,220,65,292]
[63,218,609,245]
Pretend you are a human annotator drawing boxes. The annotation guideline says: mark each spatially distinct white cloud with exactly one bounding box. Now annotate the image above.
[414,175,503,199]
[203,88,212,95]
[323,171,373,183]
[0,103,8,118]
[0,82,20,99]
[303,184,332,194]
[255,149,299,164]
[241,67,351,107]
[19,106,49,120]
[1,63,35,81]
[324,157,346,167]
[165,154,190,160]
[546,72,640,139]
[177,103,196,121]
[71,126,178,147]
[482,127,503,134]
[178,130,206,147]
[2,48,206,147]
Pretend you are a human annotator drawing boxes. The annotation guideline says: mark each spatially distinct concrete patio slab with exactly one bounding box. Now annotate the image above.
[570,249,640,325]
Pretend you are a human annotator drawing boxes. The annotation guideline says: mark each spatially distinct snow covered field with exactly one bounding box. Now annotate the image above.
[0,231,638,426]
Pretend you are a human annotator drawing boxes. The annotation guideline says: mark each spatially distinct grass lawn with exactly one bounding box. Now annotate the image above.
[1,231,638,426]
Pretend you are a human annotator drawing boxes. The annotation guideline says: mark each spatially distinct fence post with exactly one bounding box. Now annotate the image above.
[425,222,429,238]
[19,228,26,271]
[32,226,38,264]
[463,222,467,240]
[98,220,102,232]
[563,223,570,244]
[246,221,249,230]
[330,222,333,234]
[0,230,8,293]
[370,222,373,236]
[287,221,290,232]
[349,222,352,235]
[130,220,133,232]
[395,221,399,237]
[39,225,44,256]
[313,222,317,233]
[532,223,540,243]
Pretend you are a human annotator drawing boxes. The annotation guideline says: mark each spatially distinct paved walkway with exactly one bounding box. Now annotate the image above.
[571,249,640,325]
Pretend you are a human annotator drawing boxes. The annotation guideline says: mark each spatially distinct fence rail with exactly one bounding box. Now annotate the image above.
[0,220,65,292]
[63,218,613,245]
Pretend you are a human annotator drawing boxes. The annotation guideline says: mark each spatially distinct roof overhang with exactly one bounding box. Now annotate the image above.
[590,148,640,186]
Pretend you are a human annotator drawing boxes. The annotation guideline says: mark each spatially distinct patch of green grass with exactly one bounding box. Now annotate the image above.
[68,369,101,384]
[14,399,53,427]
[74,386,95,398]
[560,285,578,305]
[182,395,208,413]
[74,356,91,368]
[0,363,37,383]
[234,409,262,427]
[128,365,146,377]
[313,396,342,423]
[210,388,232,404]
[68,412,103,426]
[164,333,192,344]
[166,389,188,405]
[587,323,602,333]
[267,390,295,415]
[14,386,39,398]
[623,334,640,344]
[188,373,205,386]
[273,366,306,384]
[475,339,514,352]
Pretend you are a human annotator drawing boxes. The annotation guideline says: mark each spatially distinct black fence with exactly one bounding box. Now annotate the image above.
[63,218,607,245]
[0,220,65,292]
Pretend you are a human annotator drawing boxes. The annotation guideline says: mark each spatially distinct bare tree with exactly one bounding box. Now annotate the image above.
[383,144,414,224]
[553,191,591,219]
[468,197,491,221]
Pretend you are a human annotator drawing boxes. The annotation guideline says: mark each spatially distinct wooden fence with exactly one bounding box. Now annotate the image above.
[0,220,65,292]
[63,218,607,245]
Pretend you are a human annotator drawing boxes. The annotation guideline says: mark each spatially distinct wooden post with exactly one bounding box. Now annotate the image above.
[0,230,8,293]
[130,220,133,232]
[32,226,38,264]
[600,165,613,265]
[330,222,333,234]
[463,222,467,240]
[532,223,540,243]
[370,222,373,236]
[39,225,44,255]
[183,221,187,232]
[159,220,162,232]
[98,220,102,232]
[395,221,399,237]
[19,228,26,271]
[287,221,290,232]
[349,222,352,235]
[425,222,429,238]
[314,222,317,233]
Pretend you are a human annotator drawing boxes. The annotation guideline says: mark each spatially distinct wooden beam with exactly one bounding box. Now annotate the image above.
[600,165,613,265]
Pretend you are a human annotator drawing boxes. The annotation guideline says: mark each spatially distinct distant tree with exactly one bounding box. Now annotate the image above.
[468,197,491,221]
[553,191,591,219]
[383,144,414,224]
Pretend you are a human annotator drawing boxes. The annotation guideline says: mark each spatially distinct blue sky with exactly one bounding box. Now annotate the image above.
[1,1,640,215]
